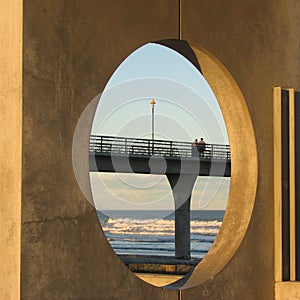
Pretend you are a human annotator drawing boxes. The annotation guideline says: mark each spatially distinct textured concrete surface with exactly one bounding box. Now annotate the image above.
[21,1,178,299]
[275,282,300,299]
[181,1,300,299]
[0,0,22,298]
[1,0,300,299]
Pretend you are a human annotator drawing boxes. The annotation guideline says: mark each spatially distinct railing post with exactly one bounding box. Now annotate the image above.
[211,144,214,159]
[100,136,103,152]
[152,140,154,155]
[125,138,127,154]
[148,140,151,156]
[170,141,173,156]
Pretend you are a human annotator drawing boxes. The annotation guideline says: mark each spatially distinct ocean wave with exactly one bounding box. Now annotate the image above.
[112,246,209,253]
[97,212,223,258]
[101,218,221,236]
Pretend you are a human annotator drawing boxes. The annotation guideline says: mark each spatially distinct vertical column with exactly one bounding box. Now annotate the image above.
[295,91,300,280]
[274,87,282,282]
[274,87,297,282]
[167,174,197,259]
[0,0,22,298]
[175,196,191,259]
[289,89,296,281]
[281,89,290,281]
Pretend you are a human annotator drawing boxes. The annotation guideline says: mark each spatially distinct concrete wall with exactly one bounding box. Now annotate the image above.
[1,0,300,299]
[21,1,178,299]
[181,2,300,299]
[0,0,22,298]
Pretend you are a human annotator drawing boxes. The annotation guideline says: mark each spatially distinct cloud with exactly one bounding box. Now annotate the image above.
[90,173,230,211]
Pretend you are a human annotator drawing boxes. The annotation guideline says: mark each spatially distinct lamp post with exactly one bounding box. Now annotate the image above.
[150,98,156,154]
[150,98,156,140]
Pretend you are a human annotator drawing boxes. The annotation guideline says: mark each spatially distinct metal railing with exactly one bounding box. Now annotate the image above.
[90,135,231,161]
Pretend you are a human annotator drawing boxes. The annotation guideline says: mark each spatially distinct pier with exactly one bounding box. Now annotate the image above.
[89,135,231,259]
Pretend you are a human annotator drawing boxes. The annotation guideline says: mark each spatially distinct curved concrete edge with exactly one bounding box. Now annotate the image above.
[173,46,258,289]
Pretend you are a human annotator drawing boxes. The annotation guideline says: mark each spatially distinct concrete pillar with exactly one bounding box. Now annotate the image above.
[0,0,22,298]
[167,174,198,259]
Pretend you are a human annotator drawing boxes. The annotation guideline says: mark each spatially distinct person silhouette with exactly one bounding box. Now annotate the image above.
[198,138,206,157]
[192,139,198,157]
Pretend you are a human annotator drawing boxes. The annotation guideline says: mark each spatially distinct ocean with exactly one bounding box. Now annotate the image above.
[97,210,224,260]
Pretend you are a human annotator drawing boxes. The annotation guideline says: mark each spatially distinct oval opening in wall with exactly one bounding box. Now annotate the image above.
[87,40,256,289]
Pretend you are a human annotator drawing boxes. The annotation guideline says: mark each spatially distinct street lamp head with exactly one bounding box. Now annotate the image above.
[150,98,156,109]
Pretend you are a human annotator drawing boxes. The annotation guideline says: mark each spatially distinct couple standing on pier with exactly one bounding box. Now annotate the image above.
[192,138,206,157]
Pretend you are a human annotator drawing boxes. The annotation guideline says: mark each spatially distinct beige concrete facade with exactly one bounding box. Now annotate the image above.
[1,1,300,299]
[0,0,22,298]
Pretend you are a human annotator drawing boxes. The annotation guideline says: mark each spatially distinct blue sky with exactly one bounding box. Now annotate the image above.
[90,43,230,211]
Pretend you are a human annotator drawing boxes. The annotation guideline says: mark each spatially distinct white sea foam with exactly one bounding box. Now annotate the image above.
[101,218,222,236]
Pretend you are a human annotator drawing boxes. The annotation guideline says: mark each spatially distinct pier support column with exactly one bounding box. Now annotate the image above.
[167,174,198,259]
